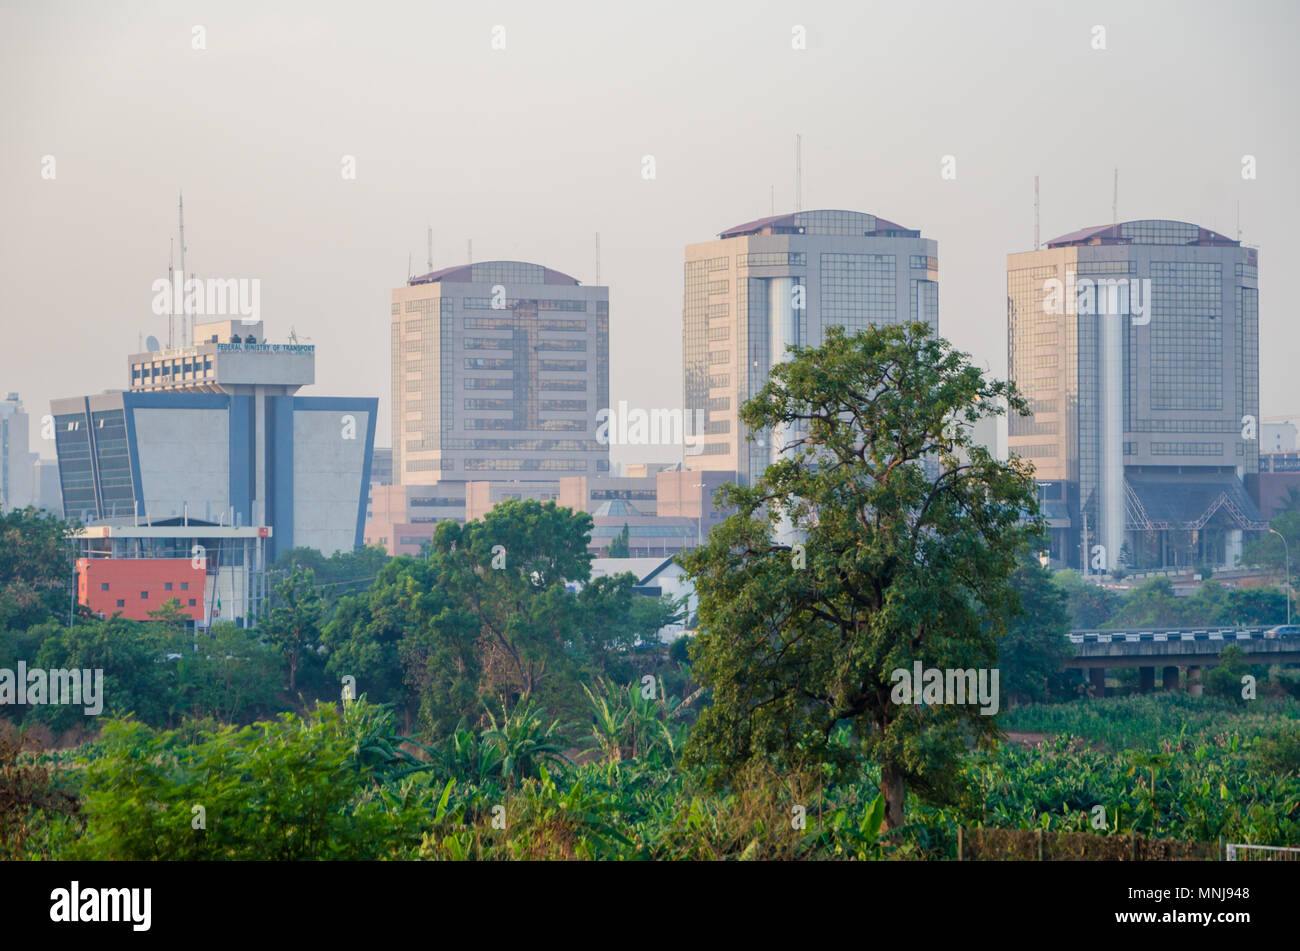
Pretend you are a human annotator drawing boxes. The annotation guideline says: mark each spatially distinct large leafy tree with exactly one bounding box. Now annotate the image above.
[680,323,1040,829]
[0,508,75,632]
[261,568,324,694]
[324,499,668,738]
[322,555,480,736]
[427,499,595,710]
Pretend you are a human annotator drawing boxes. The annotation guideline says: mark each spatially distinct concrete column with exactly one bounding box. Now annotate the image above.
[1139,667,1156,693]
[1099,311,1126,572]
[1162,666,1180,691]
[1188,666,1203,697]
[1090,667,1106,698]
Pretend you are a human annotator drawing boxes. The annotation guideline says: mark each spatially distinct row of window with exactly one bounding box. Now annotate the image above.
[462,298,589,312]
[100,581,191,592]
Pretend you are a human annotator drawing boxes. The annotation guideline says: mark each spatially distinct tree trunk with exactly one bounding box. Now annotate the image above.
[881,762,906,831]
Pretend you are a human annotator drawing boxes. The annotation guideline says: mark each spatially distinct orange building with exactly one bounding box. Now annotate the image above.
[77,558,208,622]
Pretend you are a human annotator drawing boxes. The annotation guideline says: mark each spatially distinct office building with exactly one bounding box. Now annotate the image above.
[51,317,377,560]
[391,261,609,484]
[1,393,37,513]
[1007,219,1265,571]
[74,520,270,626]
[682,209,938,482]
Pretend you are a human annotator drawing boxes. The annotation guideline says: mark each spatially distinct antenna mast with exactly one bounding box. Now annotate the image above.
[595,232,600,285]
[794,134,802,213]
[1111,168,1118,228]
[1034,176,1040,251]
[178,191,189,347]
[467,239,472,264]
[167,238,175,348]
[427,226,433,273]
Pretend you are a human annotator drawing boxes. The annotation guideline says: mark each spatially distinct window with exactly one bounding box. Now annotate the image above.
[188,599,197,607]
[181,582,189,591]
[737,252,807,268]
[116,599,125,608]
[141,591,149,599]
[164,582,174,591]
[100,582,109,591]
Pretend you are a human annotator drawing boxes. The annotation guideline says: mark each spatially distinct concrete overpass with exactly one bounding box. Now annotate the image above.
[1066,629,1300,696]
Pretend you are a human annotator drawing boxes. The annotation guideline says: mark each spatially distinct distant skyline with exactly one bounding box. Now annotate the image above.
[3,0,1297,468]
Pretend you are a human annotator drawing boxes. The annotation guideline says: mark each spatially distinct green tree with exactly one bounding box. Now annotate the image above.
[1052,569,1123,628]
[426,500,593,708]
[322,555,480,735]
[0,508,75,631]
[1000,552,1074,703]
[261,568,324,694]
[271,544,389,598]
[607,523,631,558]
[1241,511,1300,578]
[170,622,283,723]
[1204,644,1250,700]
[31,617,175,730]
[73,702,419,860]
[681,322,1040,830]
[1113,577,1185,628]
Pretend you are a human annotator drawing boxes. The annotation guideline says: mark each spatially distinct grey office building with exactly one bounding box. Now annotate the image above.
[1007,219,1265,572]
[392,261,610,485]
[682,209,938,483]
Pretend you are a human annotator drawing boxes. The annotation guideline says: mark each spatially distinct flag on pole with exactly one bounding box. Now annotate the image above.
[214,594,221,618]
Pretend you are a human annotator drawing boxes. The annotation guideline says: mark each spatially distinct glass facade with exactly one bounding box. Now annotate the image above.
[1008,224,1261,570]
[55,411,96,518]
[91,409,133,514]
[394,266,609,481]
[1148,262,1222,411]
[819,253,897,331]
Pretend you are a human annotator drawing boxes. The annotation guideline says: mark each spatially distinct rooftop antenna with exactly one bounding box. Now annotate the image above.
[467,238,472,264]
[427,226,433,273]
[1236,200,1241,242]
[407,252,412,282]
[1034,175,1040,251]
[794,134,802,213]
[1111,168,1118,229]
[770,185,775,216]
[595,232,600,285]
[167,237,175,348]
[179,191,189,347]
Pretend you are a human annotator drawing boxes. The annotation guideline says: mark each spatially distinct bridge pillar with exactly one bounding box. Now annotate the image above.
[1139,666,1156,693]
[1188,666,1203,697]
[1090,667,1106,698]
[1162,666,1180,691]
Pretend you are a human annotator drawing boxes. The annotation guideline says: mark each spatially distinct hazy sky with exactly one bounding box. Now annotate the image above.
[3,0,1297,465]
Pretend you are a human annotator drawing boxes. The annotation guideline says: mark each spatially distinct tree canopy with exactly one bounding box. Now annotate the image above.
[680,322,1041,829]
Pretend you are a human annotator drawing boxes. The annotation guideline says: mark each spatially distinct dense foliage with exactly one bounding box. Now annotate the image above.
[7,692,1295,861]
[681,323,1041,829]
